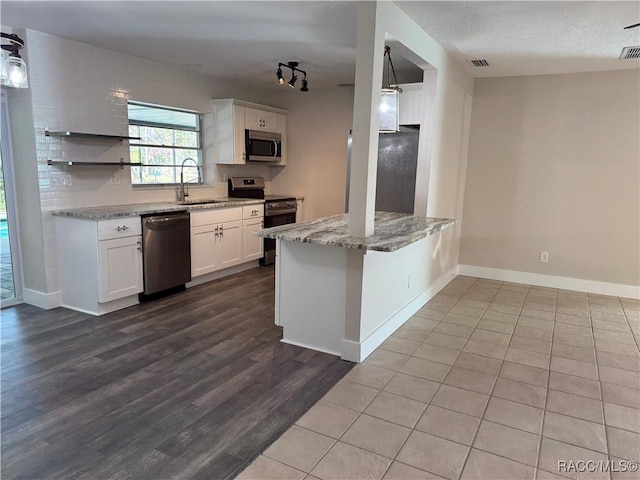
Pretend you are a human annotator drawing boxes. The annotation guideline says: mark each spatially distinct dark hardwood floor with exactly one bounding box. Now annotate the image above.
[0,266,354,479]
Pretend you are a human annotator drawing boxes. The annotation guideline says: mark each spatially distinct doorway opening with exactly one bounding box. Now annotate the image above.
[1,90,23,307]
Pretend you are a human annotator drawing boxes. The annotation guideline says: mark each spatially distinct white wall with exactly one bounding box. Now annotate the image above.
[8,28,280,298]
[269,86,354,221]
[460,69,640,290]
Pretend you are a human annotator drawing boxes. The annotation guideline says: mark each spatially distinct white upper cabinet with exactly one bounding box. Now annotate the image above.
[212,99,287,165]
[245,107,279,132]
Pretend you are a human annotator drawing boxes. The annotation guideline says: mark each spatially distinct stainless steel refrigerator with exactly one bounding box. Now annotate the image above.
[345,126,420,214]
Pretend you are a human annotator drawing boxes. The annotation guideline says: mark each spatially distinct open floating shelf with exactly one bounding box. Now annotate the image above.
[47,160,194,168]
[45,129,141,141]
[47,159,139,167]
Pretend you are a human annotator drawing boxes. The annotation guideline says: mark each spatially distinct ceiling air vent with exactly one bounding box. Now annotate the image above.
[620,46,640,59]
[469,59,490,67]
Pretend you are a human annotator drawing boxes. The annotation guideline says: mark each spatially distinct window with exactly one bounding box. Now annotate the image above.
[128,102,202,186]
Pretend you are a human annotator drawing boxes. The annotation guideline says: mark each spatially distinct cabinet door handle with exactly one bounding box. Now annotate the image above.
[220,224,224,237]
[116,225,129,232]
[215,225,219,237]
[136,240,142,252]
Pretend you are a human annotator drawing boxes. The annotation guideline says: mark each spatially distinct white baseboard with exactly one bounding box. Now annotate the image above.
[342,265,460,363]
[186,261,260,288]
[458,265,640,300]
[61,295,140,316]
[280,338,341,358]
[22,288,61,310]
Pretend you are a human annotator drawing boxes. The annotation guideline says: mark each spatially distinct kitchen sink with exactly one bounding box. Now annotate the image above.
[175,199,228,205]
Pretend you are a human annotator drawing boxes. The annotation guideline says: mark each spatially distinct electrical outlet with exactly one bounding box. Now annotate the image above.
[51,174,72,187]
[111,173,120,184]
[540,251,549,263]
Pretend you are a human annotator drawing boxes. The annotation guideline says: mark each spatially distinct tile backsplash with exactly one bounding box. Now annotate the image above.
[21,28,276,294]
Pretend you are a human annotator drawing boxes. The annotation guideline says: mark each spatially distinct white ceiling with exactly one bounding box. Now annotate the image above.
[396,1,640,78]
[2,1,639,89]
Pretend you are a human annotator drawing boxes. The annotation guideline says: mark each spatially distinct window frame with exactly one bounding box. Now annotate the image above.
[127,101,203,187]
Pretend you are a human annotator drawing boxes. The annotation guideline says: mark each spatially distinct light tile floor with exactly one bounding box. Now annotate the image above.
[238,276,640,480]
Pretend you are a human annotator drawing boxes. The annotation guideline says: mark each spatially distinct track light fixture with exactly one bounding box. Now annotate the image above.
[276,61,308,92]
[1,32,28,88]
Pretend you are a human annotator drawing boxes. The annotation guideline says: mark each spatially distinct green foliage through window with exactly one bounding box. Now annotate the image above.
[128,102,202,186]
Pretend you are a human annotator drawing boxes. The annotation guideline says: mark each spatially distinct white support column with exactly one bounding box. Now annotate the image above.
[347,1,385,237]
[344,1,386,361]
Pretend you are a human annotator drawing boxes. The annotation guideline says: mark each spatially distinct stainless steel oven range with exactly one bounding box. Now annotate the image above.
[228,176,297,266]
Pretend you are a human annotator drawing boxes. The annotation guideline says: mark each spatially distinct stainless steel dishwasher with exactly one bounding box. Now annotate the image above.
[141,211,191,295]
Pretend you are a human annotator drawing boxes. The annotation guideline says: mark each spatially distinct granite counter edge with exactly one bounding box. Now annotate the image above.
[50,199,265,220]
[258,218,456,252]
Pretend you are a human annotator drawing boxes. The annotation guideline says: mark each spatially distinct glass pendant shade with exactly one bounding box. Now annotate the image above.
[0,50,8,83]
[5,56,28,88]
[379,88,399,133]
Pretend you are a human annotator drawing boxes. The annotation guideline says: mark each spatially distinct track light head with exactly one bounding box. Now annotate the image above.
[276,61,309,92]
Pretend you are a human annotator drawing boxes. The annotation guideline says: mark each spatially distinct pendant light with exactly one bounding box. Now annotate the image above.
[0,49,8,83]
[380,45,402,133]
[1,32,28,89]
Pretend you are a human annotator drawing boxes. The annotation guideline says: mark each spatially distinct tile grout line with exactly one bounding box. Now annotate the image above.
[453,278,519,480]
[534,286,558,480]
[590,293,612,479]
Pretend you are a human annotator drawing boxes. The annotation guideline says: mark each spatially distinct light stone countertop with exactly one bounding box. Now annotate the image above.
[255,212,456,252]
[51,198,264,220]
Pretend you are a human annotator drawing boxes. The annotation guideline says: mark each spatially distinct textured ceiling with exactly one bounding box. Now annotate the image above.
[1,0,638,90]
[397,1,640,77]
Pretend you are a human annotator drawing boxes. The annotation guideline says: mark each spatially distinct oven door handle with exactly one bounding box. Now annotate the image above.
[265,207,297,216]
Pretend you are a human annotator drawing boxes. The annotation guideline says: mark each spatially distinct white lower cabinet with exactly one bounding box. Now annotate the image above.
[56,215,143,315]
[56,204,265,316]
[242,204,264,262]
[242,218,263,262]
[191,224,219,276]
[98,236,143,302]
[190,208,244,277]
[218,220,243,268]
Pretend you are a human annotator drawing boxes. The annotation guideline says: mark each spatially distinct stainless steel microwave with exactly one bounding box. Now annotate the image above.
[245,130,282,162]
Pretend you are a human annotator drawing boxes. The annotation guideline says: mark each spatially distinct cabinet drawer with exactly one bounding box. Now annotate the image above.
[242,204,264,219]
[98,217,142,240]
[190,207,242,227]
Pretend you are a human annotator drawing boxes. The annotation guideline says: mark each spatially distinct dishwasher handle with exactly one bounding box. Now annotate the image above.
[142,212,190,231]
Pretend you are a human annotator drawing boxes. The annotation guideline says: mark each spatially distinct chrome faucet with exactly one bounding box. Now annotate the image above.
[176,158,201,202]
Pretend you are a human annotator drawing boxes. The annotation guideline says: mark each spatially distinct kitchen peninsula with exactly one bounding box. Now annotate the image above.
[256,212,456,362]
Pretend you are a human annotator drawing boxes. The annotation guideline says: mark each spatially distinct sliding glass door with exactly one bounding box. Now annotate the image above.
[1,91,22,307]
